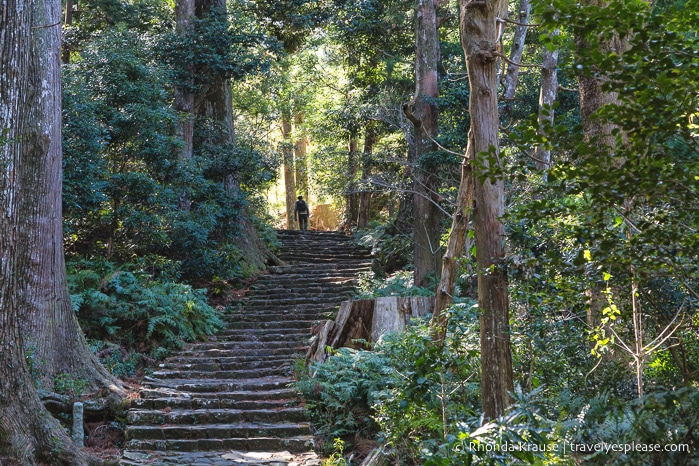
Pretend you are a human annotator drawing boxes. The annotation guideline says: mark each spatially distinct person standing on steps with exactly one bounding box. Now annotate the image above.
[294,195,309,232]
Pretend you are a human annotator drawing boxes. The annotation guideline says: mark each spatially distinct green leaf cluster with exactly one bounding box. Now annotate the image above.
[68,259,223,361]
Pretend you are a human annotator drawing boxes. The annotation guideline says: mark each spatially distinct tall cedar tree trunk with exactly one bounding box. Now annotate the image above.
[196,0,267,269]
[409,0,444,287]
[431,132,474,341]
[0,1,102,464]
[22,0,120,393]
[175,0,195,211]
[576,0,623,329]
[534,36,559,170]
[576,0,641,396]
[346,131,360,227]
[460,0,514,420]
[283,114,297,229]
[358,125,378,229]
[294,113,309,200]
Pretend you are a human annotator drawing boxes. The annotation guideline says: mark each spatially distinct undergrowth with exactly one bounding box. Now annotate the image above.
[68,259,223,374]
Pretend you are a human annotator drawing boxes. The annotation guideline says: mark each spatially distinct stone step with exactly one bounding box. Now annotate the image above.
[224,321,317,331]
[186,339,309,349]
[151,365,293,380]
[127,407,308,426]
[157,358,294,373]
[176,347,304,358]
[142,376,294,393]
[205,331,310,342]
[124,435,315,454]
[242,297,352,307]
[247,285,357,295]
[126,422,312,442]
[133,395,298,411]
[138,387,298,402]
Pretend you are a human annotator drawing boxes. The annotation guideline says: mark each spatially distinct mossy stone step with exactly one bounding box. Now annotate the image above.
[133,396,298,411]
[138,387,298,402]
[127,407,308,426]
[142,376,294,393]
[124,435,315,453]
[126,422,311,441]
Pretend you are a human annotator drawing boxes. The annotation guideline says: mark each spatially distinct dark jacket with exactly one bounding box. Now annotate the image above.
[294,199,309,218]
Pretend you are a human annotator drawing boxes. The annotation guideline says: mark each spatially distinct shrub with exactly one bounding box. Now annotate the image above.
[68,259,223,360]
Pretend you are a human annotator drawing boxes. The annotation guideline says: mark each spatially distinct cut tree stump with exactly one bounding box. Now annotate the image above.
[307,296,434,363]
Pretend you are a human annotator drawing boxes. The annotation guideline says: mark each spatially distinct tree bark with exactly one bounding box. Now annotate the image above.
[194,0,268,270]
[410,0,445,287]
[534,35,559,171]
[358,125,378,230]
[346,131,360,228]
[21,0,121,394]
[283,114,297,229]
[502,0,530,100]
[0,1,103,464]
[175,0,196,211]
[294,112,308,200]
[459,0,513,420]
[430,133,474,342]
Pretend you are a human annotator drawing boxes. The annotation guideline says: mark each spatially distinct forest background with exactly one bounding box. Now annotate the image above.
[0,0,698,464]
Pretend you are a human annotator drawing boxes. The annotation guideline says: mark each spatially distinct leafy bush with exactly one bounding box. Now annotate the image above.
[355,224,413,275]
[561,388,699,465]
[355,270,434,298]
[297,346,390,453]
[68,260,223,360]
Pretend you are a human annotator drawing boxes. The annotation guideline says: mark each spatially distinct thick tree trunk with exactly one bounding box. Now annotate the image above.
[430,133,474,342]
[175,0,195,211]
[460,0,513,421]
[21,0,120,393]
[410,0,444,287]
[294,112,308,200]
[0,2,102,464]
[283,115,297,229]
[502,0,530,100]
[196,0,268,266]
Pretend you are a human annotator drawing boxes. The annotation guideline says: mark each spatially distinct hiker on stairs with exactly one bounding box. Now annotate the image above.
[294,195,309,232]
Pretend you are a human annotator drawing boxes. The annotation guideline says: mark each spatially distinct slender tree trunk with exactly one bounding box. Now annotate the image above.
[175,0,195,211]
[294,112,308,200]
[502,0,530,100]
[534,35,559,171]
[21,0,120,393]
[346,131,360,228]
[62,0,73,63]
[0,1,102,464]
[431,132,474,342]
[283,114,297,229]
[460,0,513,421]
[358,125,378,230]
[410,0,444,287]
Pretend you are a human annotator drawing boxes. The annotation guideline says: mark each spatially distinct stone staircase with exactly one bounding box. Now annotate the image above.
[121,230,373,465]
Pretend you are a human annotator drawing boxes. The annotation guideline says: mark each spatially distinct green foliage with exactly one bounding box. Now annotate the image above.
[54,374,90,401]
[354,224,413,276]
[68,260,223,359]
[561,389,699,465]
[323,438,349,466]
[297,347,389,449]
[355,271,434,298]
